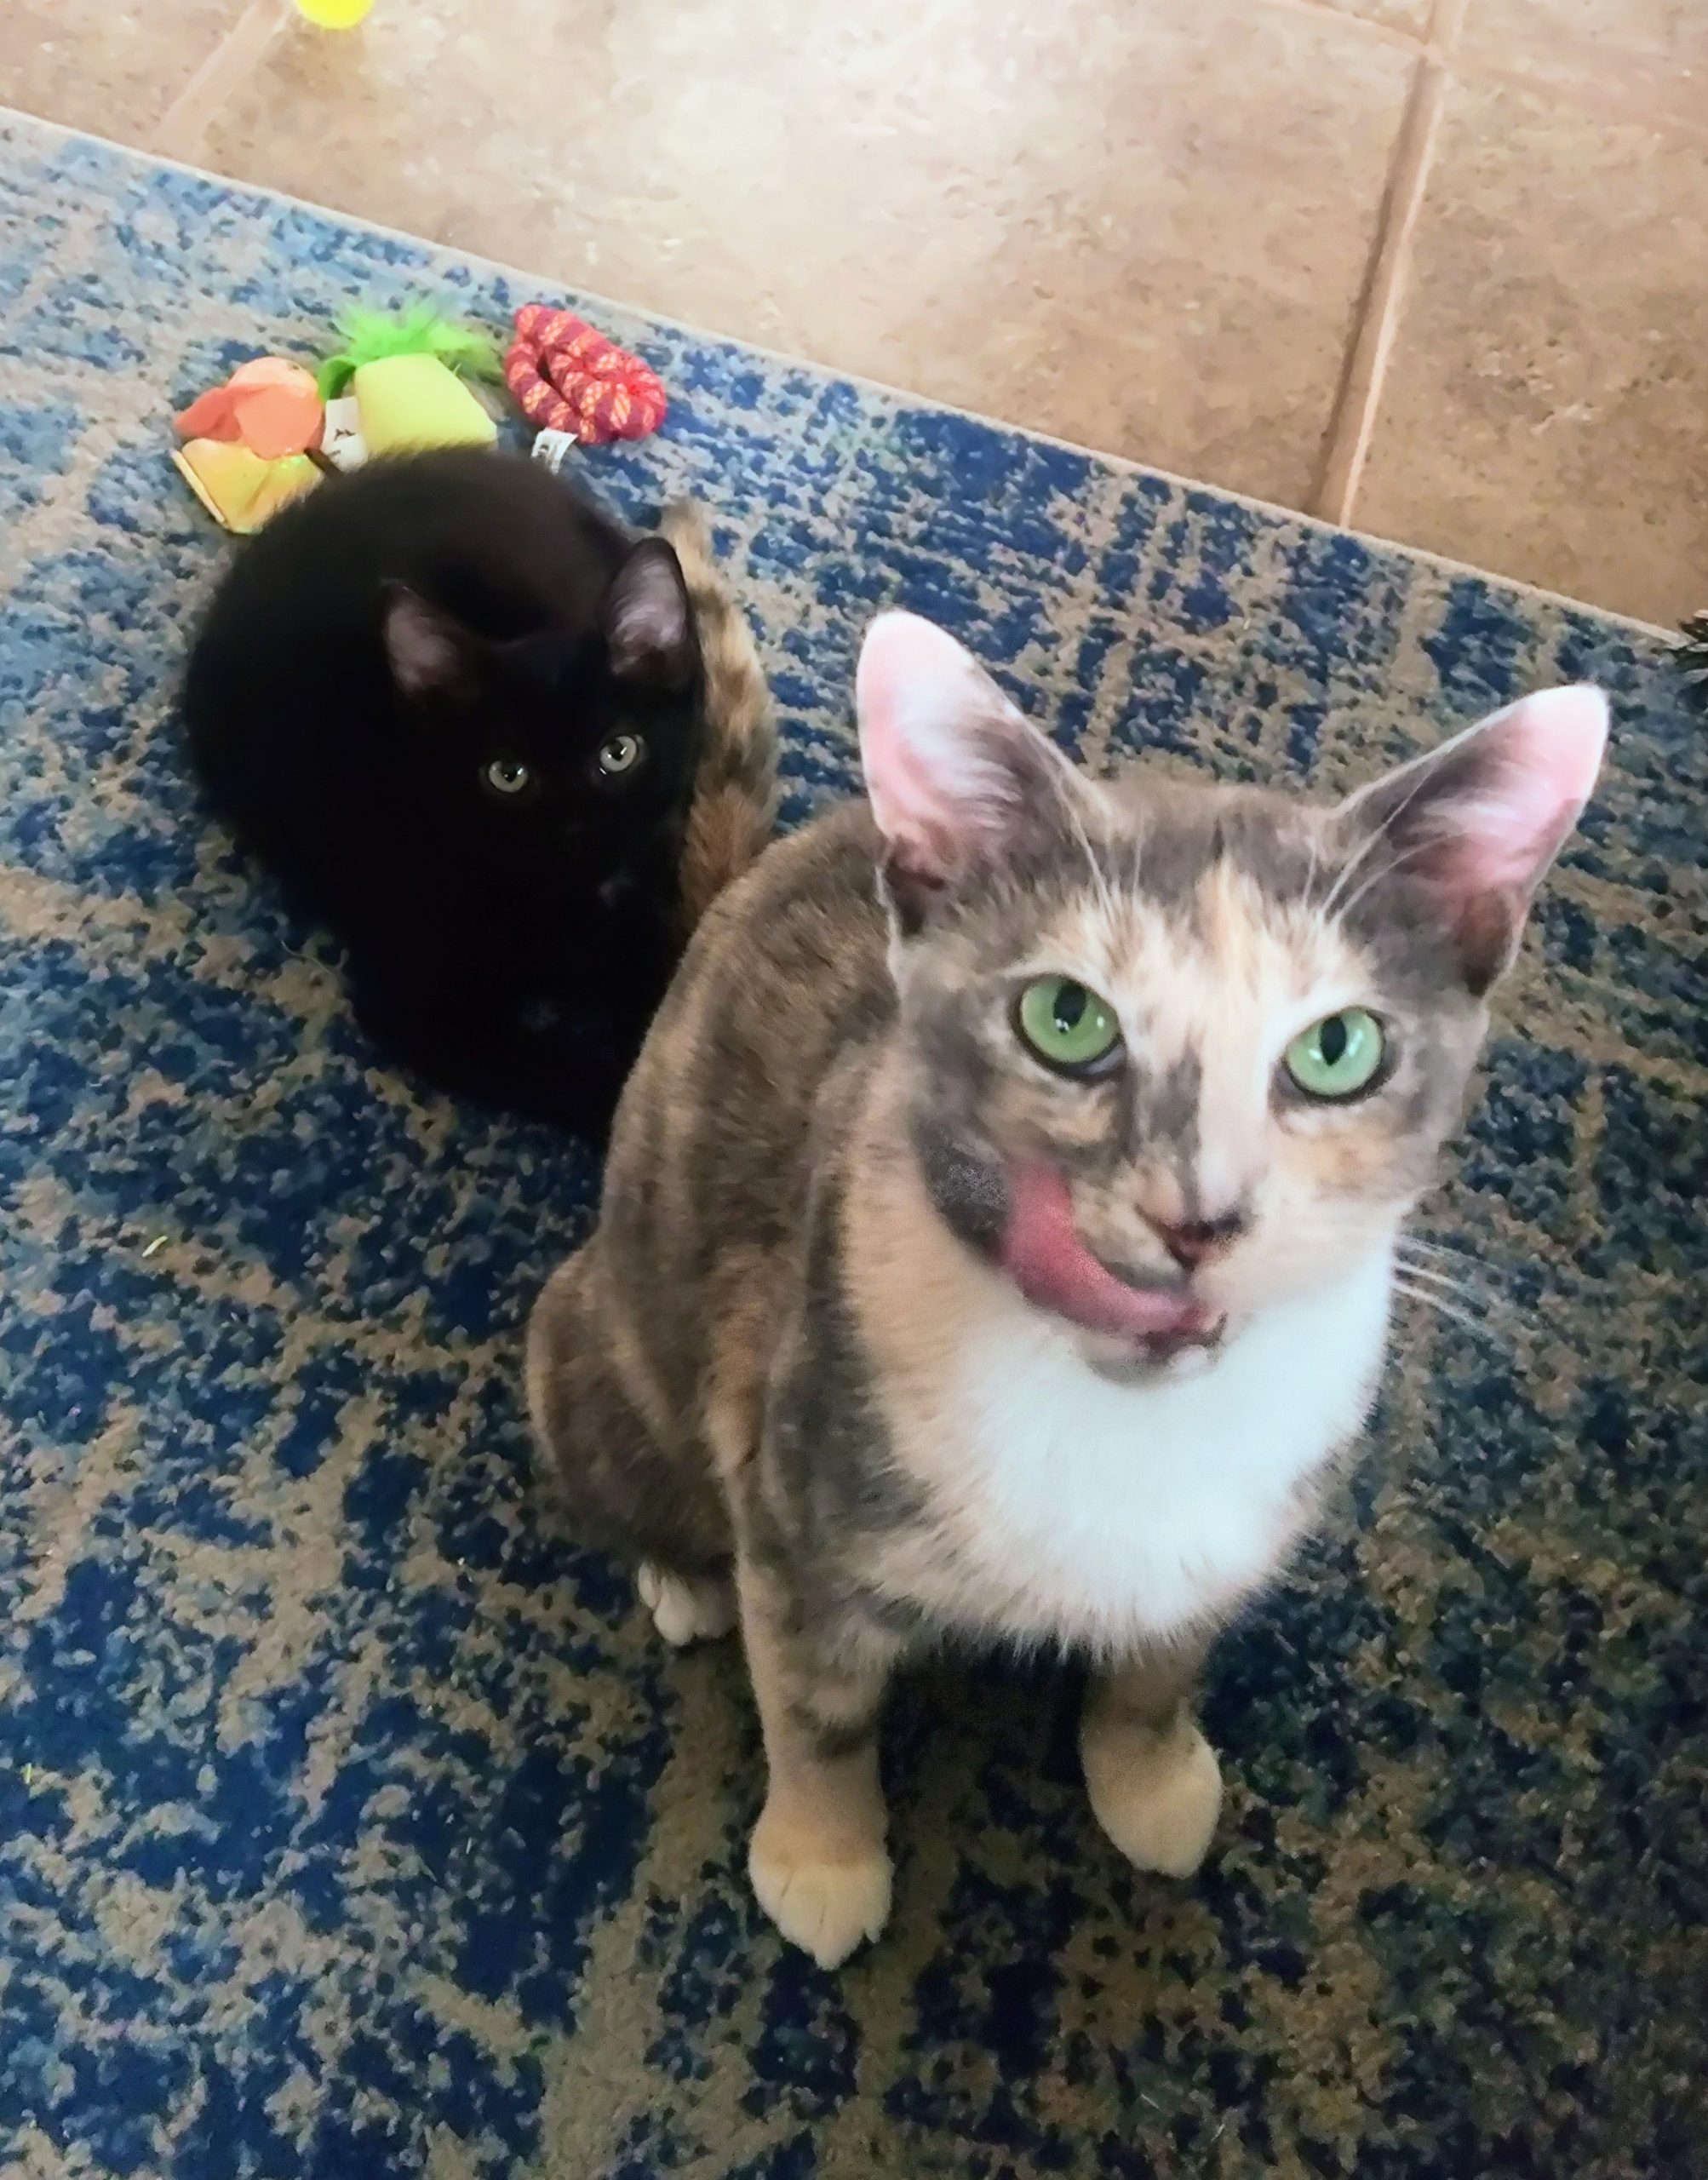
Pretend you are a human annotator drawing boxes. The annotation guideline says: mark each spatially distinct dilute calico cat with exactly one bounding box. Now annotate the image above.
[527,612,1607,1965]
[183,450,774,1135]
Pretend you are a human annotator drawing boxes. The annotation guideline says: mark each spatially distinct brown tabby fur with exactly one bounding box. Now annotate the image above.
[660,502,777,930]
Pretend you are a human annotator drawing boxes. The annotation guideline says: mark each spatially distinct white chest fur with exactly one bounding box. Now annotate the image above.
[874,1251,1394,1658]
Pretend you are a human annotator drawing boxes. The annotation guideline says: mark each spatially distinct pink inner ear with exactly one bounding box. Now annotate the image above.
[1447,686,1608,895]
[856,611,1029,880]
[385,590,466,697]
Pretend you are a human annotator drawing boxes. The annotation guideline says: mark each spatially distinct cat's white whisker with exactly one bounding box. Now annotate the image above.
[1315,802,1396,922]
[1298,828,1323,921]
[1399,1236,1480,1262]
[1392,1261,1470,1293]
[1331,838,1439,929]
[1317,761,1441,922]
[1396,1240,1499,1298]
[1391,1276,1514,1353]
[1057,784,1121,938]
[1394,1265,1512,1330]
[1395,1239,1490,1276]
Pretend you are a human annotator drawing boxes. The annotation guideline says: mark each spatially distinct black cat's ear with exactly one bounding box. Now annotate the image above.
[382,585,481,704]
[603,538,696,691]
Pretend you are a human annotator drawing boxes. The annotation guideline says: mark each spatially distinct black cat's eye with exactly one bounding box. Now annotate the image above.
[482,757,534,800]
[597,733,644,778]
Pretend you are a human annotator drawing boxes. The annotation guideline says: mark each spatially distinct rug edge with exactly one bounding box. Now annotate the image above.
[0,102,1677,651]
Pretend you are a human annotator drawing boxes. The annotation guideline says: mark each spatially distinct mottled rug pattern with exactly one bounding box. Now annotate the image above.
[1,113,1703,2180]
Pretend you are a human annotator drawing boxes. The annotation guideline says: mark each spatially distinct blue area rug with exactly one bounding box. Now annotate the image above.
[2,112,1704,2180]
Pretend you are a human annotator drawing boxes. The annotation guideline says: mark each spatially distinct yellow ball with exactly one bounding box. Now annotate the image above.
[294,0,376,26]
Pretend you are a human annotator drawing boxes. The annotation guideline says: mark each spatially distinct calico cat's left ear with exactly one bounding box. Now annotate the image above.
[604,539,696,691]
[1337,686,1609,993]
[857,611,1093,932]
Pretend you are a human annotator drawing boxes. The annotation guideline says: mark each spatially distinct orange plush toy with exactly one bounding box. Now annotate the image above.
[175,357,324,458]
[173,359,324,534]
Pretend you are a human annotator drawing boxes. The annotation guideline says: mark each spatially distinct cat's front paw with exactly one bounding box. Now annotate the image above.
[748,1803,892,1968]
[1081,1711,1223,1878]
[637,1562,737,1647]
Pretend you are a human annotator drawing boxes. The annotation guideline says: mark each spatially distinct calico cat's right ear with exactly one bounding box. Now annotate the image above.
[1335,685,1608,993]
[382,586,482,703]
[857,611,1087,930]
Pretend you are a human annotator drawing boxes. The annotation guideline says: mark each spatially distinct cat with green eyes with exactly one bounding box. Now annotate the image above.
[185,452,776,1135]
[527,611,1608,1966]
[1016,976,1386,1095]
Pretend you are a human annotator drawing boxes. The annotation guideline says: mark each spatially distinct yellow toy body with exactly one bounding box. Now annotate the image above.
[294,0,376,27]
[350,353,497,456]
[172,443,319,535]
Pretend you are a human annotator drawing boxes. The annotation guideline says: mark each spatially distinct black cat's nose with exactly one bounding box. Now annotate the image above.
[1147,1209,1247,1269]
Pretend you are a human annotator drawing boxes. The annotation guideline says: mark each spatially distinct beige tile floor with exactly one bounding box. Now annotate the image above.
[3,0,1703,625]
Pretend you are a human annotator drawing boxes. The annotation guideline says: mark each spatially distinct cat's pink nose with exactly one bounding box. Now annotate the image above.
[1148,1212,1245,1269]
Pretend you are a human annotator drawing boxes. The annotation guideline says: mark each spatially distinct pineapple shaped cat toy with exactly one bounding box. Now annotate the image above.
[316,306,503,457]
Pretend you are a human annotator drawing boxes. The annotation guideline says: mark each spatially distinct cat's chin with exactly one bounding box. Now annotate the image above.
[1076,1317,1231,1387]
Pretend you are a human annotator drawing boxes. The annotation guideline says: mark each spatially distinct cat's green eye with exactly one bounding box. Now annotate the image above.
[1283,1008,1386,1100]
[1015,977,1123,1076]
[598,732,644,777]
[483,757,532,798]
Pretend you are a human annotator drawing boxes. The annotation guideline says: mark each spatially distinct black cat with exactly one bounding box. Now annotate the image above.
[184,449,750,1137]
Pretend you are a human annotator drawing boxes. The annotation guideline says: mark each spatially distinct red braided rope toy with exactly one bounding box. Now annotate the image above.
[504,305,668,446]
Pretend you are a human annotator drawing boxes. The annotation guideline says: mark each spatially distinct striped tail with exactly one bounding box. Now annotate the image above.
[660,501,780,929]
[1678,610,1708,706]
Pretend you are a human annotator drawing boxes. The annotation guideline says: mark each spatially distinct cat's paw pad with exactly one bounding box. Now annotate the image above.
[637,1563,737,1647]
[748,1814,892,1969]
[1082,1715,1222,1878]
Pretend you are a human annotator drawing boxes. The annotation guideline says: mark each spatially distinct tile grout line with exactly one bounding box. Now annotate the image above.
[8,102,1671,637]
[151,0,295,162]
[1306,0,1470,528]
[1251,0,1426,55]
[1471,43,1708,143]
